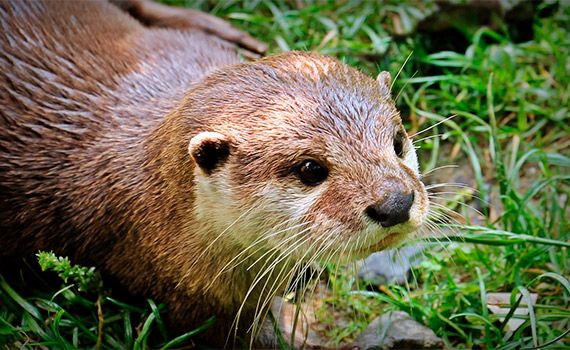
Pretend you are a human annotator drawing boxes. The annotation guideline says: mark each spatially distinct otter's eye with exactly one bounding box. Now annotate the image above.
[296,160,328,186]
[393,133,405,158]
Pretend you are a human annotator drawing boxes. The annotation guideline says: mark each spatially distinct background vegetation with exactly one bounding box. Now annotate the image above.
[1,0,568,349]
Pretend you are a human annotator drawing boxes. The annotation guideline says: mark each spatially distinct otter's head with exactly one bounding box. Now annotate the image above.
[185,52,428,261]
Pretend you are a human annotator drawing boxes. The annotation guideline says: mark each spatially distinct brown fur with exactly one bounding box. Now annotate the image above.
[0,0,428,347]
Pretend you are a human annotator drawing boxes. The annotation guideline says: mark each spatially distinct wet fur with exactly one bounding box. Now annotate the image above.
[0,0,428,346]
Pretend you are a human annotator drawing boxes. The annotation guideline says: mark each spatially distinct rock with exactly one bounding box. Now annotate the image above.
[487,292,539,332]
[264,296,329,349]
[358,245,424,286]
[353,311,443,350]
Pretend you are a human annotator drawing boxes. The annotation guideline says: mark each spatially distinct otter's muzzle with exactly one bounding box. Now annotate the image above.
[365,192,414,227]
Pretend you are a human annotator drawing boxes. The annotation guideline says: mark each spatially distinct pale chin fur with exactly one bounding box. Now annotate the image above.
[194,171,323,252]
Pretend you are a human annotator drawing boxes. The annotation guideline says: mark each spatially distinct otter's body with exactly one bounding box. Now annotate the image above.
[0,0,252,341]
[0,0,429,346]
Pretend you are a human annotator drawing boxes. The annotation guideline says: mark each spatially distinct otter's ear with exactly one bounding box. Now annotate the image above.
[188,132,231,174]
[376,71,392,98]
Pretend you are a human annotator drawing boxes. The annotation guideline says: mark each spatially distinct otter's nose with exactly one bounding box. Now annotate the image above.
[365,192,414,227]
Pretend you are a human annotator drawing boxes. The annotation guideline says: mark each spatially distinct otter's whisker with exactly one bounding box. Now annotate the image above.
[421,224,451,252]
[412,133,445,145]
[284,228,337,298]
[234,226,317,343]
[249,253,297,337]
[394,70,418,102]
[283,235,340,343]
[428,203,464,219]
[250,237,325,338]
[236,225,315,315]
[429,197,485,219]
[409,114,458,139]
[276,228,338,309]
[214,220,310,279]
[246,224,314,272]
[428,203,468,223]
[421,220,460,267]
[428,191,487,208]
[176,205,258,289]
[426,182,478,191]
[422,164,460,176]
[285,230,341,334]
[391,50,414,91]
[423,218,456,247]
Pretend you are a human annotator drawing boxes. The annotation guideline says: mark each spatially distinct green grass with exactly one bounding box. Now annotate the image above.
[1,253,215,349]
[2,1,569,349]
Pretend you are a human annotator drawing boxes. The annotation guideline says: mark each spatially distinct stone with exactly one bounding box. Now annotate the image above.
[487,292,538,331]
[353,311,444,350]
[358,245,424,286]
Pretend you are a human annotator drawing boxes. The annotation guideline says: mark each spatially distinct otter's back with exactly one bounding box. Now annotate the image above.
[0,0,238,254]
[0,0,238,133]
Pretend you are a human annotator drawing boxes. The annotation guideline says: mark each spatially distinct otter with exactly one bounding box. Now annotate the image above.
[0,0,429,347]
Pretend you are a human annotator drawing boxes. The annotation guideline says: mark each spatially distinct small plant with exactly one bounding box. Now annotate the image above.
[37,251,103,293]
